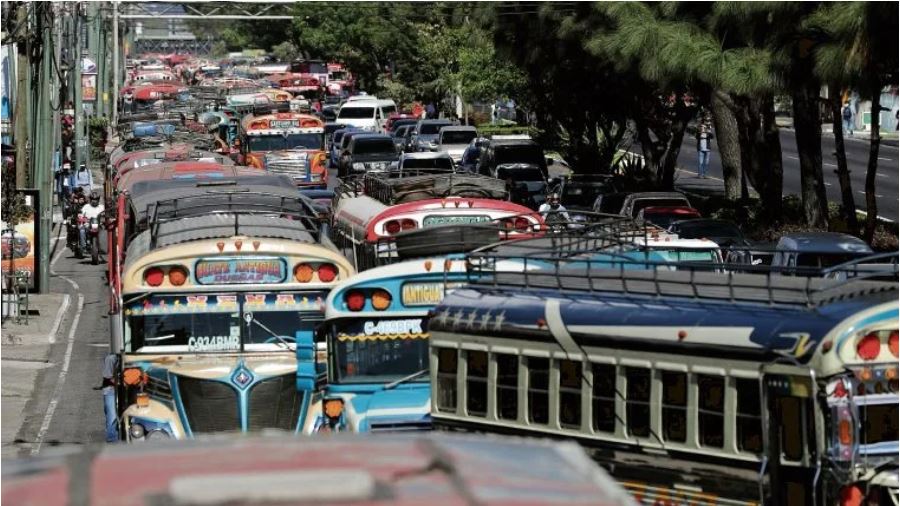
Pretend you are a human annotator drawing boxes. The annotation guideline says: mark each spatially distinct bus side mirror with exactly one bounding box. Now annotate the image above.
[295,329,316,391]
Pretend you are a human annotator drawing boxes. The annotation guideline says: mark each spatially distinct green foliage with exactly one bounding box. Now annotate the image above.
[270,41,298,63]
[209,40,228,58]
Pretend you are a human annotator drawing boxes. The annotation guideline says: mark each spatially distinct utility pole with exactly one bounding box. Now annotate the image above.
[31,3,55,293]
[112,1,119,128]
[73,3,85,178]
[13,3,30,187]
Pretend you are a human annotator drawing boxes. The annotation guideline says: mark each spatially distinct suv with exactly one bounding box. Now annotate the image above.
[408,119,455,152]
[771,232,874,274]
[393,152,455,173]
[459,137,489,173]
[478,139,549,209]
[436,126,478,163]
[338,133,398,177]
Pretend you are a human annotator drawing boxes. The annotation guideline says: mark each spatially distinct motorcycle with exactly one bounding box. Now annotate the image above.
[67,213,82,259]
[75,214,101,264]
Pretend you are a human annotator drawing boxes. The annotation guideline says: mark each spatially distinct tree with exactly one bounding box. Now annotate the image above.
[271,41,298,63]
[809,2,899,240]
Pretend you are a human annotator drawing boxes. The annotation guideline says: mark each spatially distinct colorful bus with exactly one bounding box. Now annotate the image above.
[332,172,542,270]
[312,256,470,433]
[113,197,354,441]
[428,254,899,505]
[239,112,328,187]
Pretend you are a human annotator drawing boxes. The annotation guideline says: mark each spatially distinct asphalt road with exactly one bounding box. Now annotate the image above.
[636,129,899,221]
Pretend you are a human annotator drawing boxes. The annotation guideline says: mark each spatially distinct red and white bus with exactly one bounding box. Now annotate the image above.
[239,112,327,187]
[333,195,542,270]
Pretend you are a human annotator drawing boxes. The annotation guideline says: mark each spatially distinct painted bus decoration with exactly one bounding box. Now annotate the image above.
[239,112,328,187]
[111,191,353,441]
[428,253,899,505]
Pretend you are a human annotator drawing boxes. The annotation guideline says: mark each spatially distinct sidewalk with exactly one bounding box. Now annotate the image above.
[1,293,69,458]
[775,116,899,145]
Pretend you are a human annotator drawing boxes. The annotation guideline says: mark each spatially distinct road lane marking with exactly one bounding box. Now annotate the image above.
[878,157,893,161]
[856,191,884,198]
[877,173,889,178]
[824,182,832,186]
[856,209,896,223]
[47,294,70,345]
[823,162,837,167]
[786,155,799,160]
[32,237,85,456]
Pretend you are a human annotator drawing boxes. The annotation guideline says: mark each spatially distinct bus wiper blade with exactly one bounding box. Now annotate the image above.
[249,318,291,350]
[145,334,176,342]
[384,369,429,390]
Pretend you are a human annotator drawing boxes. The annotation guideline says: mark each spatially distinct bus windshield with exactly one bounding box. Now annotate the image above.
[247,133,323,152]
[331,319,429,383]
[125,293,324,353]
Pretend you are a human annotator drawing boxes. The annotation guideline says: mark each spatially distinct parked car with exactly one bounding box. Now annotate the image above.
[667,218,748,247]
[392,124,413,151]
[557,174,619,214]
[384,114,419,133]
[771,232,874,274]
[329,127,360,167]
[408,119,455,152]
[476,138,549,180]
[338,133,399,177]
[637,206,702,229]
[459,137,490,173]
[436,126,478,163]
[392,152,455,173]
[617,191,692,218]
[496,165,548,210]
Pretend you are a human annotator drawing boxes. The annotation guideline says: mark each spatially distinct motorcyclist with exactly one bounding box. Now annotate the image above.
[538,192,571,224]
[68,186,88,219]
[78,192,104,253]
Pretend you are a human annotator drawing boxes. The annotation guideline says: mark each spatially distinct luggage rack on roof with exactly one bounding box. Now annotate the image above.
[465,248,897,307]
[145,190,321,250]
[362,171,509,205]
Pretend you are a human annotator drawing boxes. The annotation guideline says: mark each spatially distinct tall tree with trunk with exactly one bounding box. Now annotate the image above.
[809,2,899,241]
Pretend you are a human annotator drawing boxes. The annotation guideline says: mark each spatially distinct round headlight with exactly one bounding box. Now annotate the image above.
[145,429,171,441]
[129,423,146,440]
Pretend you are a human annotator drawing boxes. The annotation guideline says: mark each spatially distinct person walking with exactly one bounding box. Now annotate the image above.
[695,123,714,178]
[100,353,119,442]
[842,102,854,136]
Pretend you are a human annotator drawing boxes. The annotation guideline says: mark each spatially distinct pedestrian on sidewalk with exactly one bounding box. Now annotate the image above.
[842,102,854,135]
[100,353,119,442]
[695,123,714,178]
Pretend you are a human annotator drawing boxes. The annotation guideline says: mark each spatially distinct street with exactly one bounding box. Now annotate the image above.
[659,128,900,221]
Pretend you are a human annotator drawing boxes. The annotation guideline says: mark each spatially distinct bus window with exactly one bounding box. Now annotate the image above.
[466,351,488,417]
[527,357,550,425]
[736,378,763,453]
[592,364,616,433]
[662,371,687,443]
[626,367,651,438]
[559,360,582,429]
[777,397,804,460]
[436,348,457,411]
[496,354,518,421]
[699,375,725,447]
[335,338,428,382]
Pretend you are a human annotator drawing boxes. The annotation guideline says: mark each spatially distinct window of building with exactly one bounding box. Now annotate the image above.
[528,357,549,424]
[661,371,687,443]
[496,354,518,421]
[626,367,651,438]
[698,375,725,447]
[466,351,488,417]
[559,360,582,429]
[592,364,616,433]
[736,378,763,453]
[436,348,457,411]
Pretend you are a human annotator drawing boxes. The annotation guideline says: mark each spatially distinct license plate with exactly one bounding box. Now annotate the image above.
[401,281,465,306]
[270,120,298,129]
[423,215,491,227]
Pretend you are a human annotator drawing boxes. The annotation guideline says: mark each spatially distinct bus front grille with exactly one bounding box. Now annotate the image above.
[178,377,240,434]
[247,374,303,431]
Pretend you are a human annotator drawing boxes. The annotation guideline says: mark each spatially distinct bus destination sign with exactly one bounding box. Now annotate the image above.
[195,257,287,285]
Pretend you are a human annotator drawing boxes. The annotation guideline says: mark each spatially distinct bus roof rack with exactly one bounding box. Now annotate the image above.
[362,171,508,205]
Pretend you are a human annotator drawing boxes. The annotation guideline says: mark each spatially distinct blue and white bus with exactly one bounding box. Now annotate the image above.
[428,253,899,505]
[311,255,470,433]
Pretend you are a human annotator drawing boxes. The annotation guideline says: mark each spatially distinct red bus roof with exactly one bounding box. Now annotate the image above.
[116,163,261,193]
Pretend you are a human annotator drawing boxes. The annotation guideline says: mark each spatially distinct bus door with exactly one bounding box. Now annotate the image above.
[762,365,821,506]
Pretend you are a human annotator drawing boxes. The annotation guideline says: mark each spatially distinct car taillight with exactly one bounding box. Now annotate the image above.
[501,218,514,230]
[514,217,530,231]
[385,220,401,235]
[317,263,337,282]
[400,218,416,231]
[345,290,365,311]
[144,267,164,287]
[294,263,314,283]
[371,289,391,311]
[168,266,188,286]
[857,333,880,361]
[889,330,898,358]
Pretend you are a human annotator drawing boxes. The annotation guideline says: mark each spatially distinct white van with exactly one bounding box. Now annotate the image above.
[337,99,397,132]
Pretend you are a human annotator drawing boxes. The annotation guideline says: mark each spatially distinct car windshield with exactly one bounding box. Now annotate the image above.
[402,157,453,170]
[248,133,323,151]
[562,183,609,208]
[353,139,396,155]
[441,130,477,145]
[495,144,545,167]
[381,105,397,115]
[678,222,743,239]
[330,319,429,384]
[393,127,409,138]
[420,122,452,135]
[497,166,545,181]
[631,198,690,217]
[338,107,375,119]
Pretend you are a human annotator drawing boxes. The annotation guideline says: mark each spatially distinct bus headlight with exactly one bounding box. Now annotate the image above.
[129,423,146,440]
[145,429,171,441]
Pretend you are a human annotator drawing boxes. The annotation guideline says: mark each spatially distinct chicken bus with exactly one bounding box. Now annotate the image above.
[239,112,328,187]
